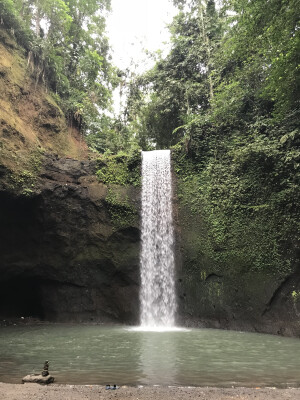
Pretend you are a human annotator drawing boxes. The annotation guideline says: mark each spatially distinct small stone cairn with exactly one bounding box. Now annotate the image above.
[42,360,49,377]
[22,360,55,384]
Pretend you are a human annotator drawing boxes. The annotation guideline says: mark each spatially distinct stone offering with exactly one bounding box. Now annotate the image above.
[22,374,54,385]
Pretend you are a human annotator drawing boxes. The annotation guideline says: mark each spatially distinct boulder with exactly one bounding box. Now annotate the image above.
[22,374,54,384]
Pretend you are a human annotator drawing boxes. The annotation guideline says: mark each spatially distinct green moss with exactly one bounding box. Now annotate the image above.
[96,150,141,186]
[8,148,43,195]
[292,291,300,303]
[105,187,137,229]
[200,271,207,281]
[172,141,294,278]
[207,281,223,302]
[95,149,140,230]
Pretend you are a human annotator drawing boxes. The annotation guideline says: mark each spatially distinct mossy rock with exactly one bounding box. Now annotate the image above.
[96,150,141,187]
[104,186,139,230]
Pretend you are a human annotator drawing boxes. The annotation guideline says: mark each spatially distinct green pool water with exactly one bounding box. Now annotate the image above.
[0,324,299,387]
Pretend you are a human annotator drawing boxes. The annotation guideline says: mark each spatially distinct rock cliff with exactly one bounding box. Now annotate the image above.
[0,29,141,324]
[173,148,300,337]
[0,154,141,323]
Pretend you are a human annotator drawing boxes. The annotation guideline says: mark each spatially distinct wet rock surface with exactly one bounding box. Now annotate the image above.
[22,375,54,385]
[174,182,300,337]
[0,154,141,324]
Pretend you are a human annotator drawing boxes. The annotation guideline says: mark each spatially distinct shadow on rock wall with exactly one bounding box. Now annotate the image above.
[0,155,141,324]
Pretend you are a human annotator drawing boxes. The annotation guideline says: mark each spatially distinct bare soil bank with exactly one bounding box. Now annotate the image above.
[0,383,300,400]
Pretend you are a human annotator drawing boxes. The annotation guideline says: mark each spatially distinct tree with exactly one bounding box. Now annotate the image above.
[1,0,117,141]
[125,0,221,149]
[213,0,300,126]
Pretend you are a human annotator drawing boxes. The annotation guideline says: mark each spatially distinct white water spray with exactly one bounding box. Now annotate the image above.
[140,150,176,328]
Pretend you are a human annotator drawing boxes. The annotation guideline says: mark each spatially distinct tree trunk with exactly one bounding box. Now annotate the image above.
[198,1,214,101]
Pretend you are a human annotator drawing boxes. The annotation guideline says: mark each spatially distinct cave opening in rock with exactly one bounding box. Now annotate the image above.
[0,191,42,258]
[0,278,45,319]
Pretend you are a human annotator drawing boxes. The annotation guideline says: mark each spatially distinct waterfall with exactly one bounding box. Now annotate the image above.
[140,150,176,328]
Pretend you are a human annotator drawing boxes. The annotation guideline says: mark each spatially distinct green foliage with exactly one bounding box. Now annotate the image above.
[219,0,300,123]
[125,2,221,148]
[126,0,299,149]
[1,0,118,148]
[95,149,140,228]
[122,0,300,278]
[0,0,33,49]
[105,187,137,229]
[86,114,141,155]
[96,150,141,186]
[292,291,300,303]
[172,126,299,277]
[8,148,43,195]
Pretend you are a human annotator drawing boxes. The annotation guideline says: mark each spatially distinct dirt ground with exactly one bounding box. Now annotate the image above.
[0,383,300,400]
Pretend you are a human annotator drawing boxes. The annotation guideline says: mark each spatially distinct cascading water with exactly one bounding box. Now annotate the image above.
[140,150,176,328]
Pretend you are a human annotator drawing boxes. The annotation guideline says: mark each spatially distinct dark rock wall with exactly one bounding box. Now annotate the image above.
[0,155,141,323]
[172,155,300,338]
[0,147,299,337]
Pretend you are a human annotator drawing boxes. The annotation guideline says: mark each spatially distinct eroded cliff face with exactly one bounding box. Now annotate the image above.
[0,155,141,323]
[0,28,88,196]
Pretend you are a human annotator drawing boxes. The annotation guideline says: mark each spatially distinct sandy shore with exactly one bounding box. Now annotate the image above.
[0,383,300,400]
